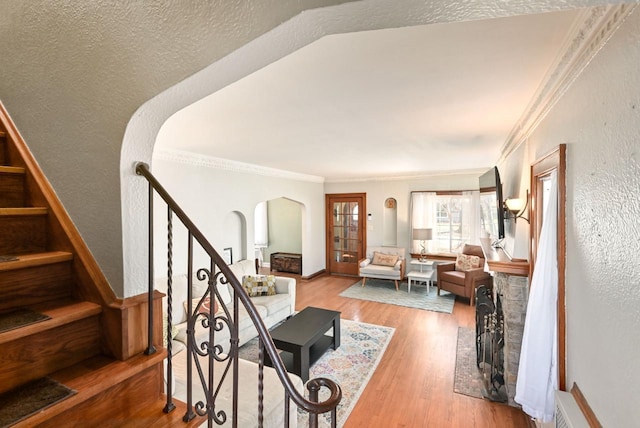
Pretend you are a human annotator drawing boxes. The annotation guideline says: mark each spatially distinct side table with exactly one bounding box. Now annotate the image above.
[407,270,435,294]
[409,259,434,272]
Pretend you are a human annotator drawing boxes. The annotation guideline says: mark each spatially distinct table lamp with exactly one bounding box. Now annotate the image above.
[412,228,432,262]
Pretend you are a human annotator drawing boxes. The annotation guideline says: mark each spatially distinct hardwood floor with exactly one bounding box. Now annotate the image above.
[275,271,531,427]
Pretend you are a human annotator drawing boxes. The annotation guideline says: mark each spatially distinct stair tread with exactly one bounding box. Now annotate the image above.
[0,207,47,216]
[0,165,24,174]
[13,351,173,427]
[121,398,207,427]
[0,251,73,272]
[0,300,102,345]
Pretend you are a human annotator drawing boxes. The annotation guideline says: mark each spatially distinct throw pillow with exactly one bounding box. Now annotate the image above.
[162,315,179,347]
[242,275,277,297]
[371,252,399,267]
[184,295,221,317]
[455,253,481,271]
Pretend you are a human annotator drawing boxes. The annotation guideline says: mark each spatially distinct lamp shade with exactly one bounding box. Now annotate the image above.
[412,228,432,240]
[505,198,525,213]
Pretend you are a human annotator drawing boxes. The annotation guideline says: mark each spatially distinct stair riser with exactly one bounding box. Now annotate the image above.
[0,316,102,394]
[0,172,25,207]
[0,262,73,311]
[0,215,47,254]
[35,363,165,427]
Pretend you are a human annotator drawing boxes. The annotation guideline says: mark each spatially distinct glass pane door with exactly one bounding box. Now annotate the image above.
[326,194,365,275]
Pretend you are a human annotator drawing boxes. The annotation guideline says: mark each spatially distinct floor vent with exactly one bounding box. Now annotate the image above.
[555,391,589,428]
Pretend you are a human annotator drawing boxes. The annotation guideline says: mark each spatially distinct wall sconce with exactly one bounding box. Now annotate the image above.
[504,190,530,223]
[412,228,432,261]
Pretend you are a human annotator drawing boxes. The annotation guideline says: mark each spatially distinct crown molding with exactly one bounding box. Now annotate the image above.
[324,167,489,183]
[153,148,325,183]
[499,3,637,162]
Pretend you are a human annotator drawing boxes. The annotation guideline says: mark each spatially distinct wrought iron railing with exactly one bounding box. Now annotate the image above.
[135,162,341,427]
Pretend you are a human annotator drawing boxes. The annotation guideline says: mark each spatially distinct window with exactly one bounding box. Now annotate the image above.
[410,191,480,254]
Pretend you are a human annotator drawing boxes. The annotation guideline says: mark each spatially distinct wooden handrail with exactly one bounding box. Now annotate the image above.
[134,162,341,424]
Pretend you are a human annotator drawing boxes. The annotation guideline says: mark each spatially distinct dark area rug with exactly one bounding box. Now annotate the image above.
[0,308,50,334]
[0,377,76,426]
[453,327,484,399]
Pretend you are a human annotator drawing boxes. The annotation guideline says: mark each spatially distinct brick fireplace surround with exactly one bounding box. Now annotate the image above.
[479,238,530,407]
[494,272,529,406]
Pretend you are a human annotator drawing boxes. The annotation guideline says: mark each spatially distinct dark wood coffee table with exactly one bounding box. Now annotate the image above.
[264,306,340,382]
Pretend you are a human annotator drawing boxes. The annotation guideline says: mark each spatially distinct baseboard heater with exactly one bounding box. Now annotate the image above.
[555,390,589,428]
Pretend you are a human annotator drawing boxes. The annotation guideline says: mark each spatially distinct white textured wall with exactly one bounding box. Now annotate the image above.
[325,173,482,253]
[501,10,640,426]
[497,142,531,259]
[0,0,348,296]
[151,155,325,278]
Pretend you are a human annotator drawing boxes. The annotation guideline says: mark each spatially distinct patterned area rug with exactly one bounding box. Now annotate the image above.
[238,318,394,427]
[339,278,455,314]
[454,327,484,399]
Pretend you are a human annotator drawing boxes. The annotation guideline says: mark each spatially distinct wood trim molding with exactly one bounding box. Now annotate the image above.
[530,144,567,391]
[479,238,530,276]
[302,269,326,281]
[409,252,456,262]
[105,291,165,360]
[571,383,602,428]
[325,193,366,276]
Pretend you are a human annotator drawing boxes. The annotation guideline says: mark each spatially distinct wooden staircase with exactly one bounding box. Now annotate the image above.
[0,103,204,426]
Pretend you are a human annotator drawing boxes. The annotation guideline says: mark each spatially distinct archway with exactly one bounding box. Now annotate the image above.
[119,1,581,296]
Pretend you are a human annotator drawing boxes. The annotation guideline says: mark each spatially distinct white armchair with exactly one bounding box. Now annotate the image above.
[358,246,406,291]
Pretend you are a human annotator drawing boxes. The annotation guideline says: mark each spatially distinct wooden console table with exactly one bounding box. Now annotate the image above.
[270,252,302,274]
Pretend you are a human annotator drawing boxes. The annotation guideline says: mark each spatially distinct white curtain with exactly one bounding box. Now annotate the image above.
[410,191,480,254]
[462,190,480,247]
[410,192,436,253]
[515,171,558,422]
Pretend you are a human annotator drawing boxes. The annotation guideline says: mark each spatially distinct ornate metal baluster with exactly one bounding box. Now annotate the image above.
[258,337,265,428]
[135,162,342,427]
[164,208,176,413]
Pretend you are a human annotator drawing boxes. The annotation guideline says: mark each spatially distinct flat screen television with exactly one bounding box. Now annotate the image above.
[479,166,505,242]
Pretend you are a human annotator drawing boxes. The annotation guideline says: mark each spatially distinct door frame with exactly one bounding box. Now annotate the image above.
[530,144,566,390]
[325,193,366,276]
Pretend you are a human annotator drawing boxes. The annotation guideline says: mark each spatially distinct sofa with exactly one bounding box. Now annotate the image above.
[358,246,406,290]
[155,258,296,354]
[171,350,304,427]
[156,258,300,426]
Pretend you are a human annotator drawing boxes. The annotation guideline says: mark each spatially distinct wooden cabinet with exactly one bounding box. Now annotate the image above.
[270,252,302,274]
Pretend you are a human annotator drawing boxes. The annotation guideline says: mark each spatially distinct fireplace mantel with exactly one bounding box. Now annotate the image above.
[479,238,529,277]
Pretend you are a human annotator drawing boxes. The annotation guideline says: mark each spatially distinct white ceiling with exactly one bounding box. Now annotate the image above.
[157,8,583,181]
